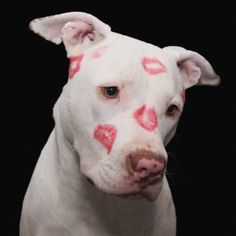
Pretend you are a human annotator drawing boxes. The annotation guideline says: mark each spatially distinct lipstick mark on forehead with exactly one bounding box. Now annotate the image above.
[142,57,167,75]
[133,105,158,132]
[68,54,84,79]
[91,45,109,58]
[93,124,117,154]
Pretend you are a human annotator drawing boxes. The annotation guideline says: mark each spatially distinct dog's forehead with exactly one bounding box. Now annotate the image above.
[81,33,178,88]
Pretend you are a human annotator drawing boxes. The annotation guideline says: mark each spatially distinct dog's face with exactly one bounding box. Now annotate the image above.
[30,12,220,201]
[65,40,184,201]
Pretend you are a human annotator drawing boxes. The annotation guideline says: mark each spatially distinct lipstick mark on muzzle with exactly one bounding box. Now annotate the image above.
[133,105,158,132]
[93,124,117,154]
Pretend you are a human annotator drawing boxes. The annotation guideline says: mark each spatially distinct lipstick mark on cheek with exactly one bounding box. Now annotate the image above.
[93,124,117,154]
[68,54,84,79]
[133,105,158,132]
[91,45,109,58]
[180,89,186,104]
[142,57,167,75]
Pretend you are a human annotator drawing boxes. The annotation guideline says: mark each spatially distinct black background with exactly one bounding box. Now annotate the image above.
[1,1,235,235]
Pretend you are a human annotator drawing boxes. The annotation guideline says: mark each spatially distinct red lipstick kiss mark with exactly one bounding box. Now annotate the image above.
[142,57,167,75]
[93,124,117,154]
[91,45,108,58]
[133,105,158,132]
[180,89,186,104]
[68,54,84,79]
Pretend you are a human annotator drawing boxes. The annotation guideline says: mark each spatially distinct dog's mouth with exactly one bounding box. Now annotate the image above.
[85,176,162,201]
[86,177,96,186]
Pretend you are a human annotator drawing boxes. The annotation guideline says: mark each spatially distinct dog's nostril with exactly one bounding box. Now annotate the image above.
[140,168,147,173]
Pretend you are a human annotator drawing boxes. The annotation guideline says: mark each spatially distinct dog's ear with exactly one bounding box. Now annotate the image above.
[29,12,111,57]
[163,46,220,89]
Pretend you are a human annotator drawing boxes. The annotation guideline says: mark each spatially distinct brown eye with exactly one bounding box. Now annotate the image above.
[102,86,119,98]
[166,104,179,117]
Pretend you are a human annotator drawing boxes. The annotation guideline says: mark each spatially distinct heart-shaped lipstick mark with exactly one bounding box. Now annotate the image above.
[133,105,158,132]
[142,57,167,75]
[68,54,84,79]
[93,124,117,154]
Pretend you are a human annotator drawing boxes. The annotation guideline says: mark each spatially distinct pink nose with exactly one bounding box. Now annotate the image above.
[126,150,166,186]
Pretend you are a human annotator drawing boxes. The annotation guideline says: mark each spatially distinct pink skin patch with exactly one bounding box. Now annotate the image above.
[142,57,167,75]
[133,105,158,132]
[180,89,186,104]
[93,124,117,154]
[91,45,108,58]
[68,54,84,79]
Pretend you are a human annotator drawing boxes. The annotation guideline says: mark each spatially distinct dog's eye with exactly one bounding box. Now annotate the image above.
[166,104,179,117]
[102,86,119,99]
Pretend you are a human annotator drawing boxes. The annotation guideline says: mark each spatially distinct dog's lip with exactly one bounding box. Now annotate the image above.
[86,177,95,186]
[85,174,162,201]
[86,177,149,200]
[135,172,164,187]
[85,177,144,200]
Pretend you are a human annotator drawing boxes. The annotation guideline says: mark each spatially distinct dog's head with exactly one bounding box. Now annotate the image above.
[30,12,220,201]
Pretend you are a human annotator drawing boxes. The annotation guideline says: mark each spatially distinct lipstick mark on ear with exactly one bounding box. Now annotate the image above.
[142,57,167,75]
[133,105,158,132]
[94,124,117,154]
[91,45,109,58]
[68,54,84,79]
[180,89,186,104]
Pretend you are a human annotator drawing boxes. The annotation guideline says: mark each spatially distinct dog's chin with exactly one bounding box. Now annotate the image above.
[116,190,159,202]
[85,177,161,202]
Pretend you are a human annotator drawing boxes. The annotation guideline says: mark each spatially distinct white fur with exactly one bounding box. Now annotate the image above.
[20,12,220,236]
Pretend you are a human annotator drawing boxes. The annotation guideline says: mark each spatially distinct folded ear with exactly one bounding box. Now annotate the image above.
[163,46,220,89]
[29,12,111,57]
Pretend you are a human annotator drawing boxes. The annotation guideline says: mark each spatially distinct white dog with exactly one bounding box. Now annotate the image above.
[20,12,220,236]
